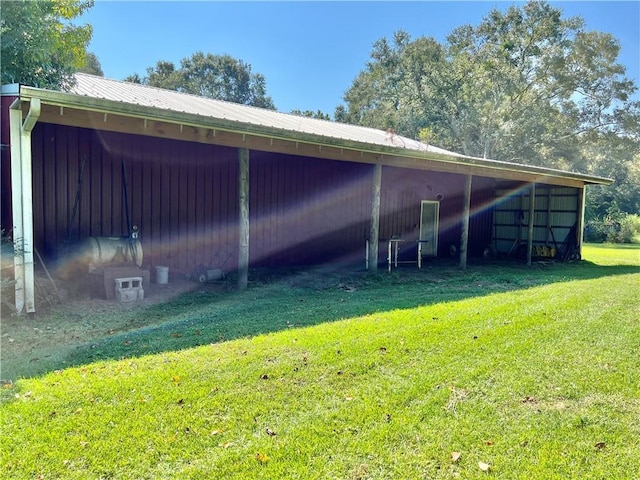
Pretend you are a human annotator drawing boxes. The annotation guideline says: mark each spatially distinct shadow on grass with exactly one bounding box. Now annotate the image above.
[5,255,639,380]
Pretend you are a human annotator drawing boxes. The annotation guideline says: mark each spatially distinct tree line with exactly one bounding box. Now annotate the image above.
[2,0,638,238]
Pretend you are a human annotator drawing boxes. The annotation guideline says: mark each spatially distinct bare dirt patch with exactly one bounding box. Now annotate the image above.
[1,277,204,381]
[1,266,352,381]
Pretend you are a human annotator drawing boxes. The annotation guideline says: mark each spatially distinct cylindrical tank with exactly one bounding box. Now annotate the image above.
[79,236,143,268]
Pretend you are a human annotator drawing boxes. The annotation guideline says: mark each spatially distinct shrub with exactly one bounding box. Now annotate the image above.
[617,213,640,243]
[584,211,640,243]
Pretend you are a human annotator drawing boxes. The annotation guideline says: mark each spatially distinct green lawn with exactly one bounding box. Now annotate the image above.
[1,244,639,479]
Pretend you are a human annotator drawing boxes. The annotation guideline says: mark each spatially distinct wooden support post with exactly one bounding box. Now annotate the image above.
[368,164,382,272]
[460,174,472,270]
[238,147,250,290]
[546,186,552,245]
[576,186,586,257]
[527,183,536,266]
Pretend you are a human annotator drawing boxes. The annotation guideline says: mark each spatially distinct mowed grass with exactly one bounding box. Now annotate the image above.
[1,244,639,479]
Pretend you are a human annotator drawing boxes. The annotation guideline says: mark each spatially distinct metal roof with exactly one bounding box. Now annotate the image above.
[69,73,452,156]
[4,73,612,186]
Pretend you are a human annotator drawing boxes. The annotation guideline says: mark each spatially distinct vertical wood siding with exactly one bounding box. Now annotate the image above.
[378,167,494,262]
[32,124,239,274]
[28,124,498,274]
[249,151,372,267]
[468,176,496,257]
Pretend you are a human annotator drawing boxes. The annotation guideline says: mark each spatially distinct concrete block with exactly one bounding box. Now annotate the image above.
[114,276,144,302]
[116,289,139,302]
[89,267,150,299]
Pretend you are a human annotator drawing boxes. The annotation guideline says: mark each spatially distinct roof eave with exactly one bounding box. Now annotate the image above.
[17,85,613,187]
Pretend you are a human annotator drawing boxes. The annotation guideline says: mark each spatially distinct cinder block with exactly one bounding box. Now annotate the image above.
[115,277,143,290]
[89,267,150,299]
[114,276,144,302]
[116,289,139,302]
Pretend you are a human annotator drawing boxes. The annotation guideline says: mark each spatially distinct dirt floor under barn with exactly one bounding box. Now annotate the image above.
[1,265,377,382]
[1,274,210,380]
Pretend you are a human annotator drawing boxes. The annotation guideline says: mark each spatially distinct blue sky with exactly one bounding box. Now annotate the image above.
[81,1,640,115]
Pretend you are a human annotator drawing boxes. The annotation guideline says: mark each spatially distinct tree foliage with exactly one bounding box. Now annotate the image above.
[583,132,640,217]
[338,1,640,215]
[126,52,276,109]
[290,109,331,120]
[1,0,94,89]
[78,52,104,76]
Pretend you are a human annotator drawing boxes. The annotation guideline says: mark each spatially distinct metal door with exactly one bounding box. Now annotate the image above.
[419,201,439,257]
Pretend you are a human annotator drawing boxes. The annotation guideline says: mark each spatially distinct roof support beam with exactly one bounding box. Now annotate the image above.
[577,186,586,258]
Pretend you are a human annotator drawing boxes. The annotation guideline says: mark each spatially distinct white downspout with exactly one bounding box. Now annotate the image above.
[9,97,40,313]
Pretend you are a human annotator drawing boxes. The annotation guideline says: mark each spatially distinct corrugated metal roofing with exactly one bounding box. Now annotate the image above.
[4,72,612,185]
[68,73,454,156]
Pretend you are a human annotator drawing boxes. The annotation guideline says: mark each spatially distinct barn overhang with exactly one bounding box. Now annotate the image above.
[13,84,612,189]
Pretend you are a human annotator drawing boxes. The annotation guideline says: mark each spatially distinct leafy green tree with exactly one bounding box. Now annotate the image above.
[78,52,103,76]
[339,1,638,166]
[128,52,276,109]
[339,0,640,215]
[123,73,143,84]
[1,0,93,89]
[290,109,331,120]
[583,132,640,219]
[144,60,182,91]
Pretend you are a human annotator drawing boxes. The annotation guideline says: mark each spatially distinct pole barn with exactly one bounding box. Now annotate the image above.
[1,75,612,313]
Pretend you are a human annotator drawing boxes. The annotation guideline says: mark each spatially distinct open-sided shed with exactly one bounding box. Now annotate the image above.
[1,74,612,312]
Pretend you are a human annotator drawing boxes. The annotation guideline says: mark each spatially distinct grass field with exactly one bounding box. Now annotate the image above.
[1,244,639,479]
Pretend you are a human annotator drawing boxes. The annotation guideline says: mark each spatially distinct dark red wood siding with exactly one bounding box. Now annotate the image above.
[27,123,496,274]
[249,151,372,267]
[378,167,494,262]
[32,124,240,274]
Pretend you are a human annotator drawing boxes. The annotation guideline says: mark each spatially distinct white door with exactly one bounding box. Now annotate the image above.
[419,201,439,257]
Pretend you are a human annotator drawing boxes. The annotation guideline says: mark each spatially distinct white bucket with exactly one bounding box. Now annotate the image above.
[155,266,169,284]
